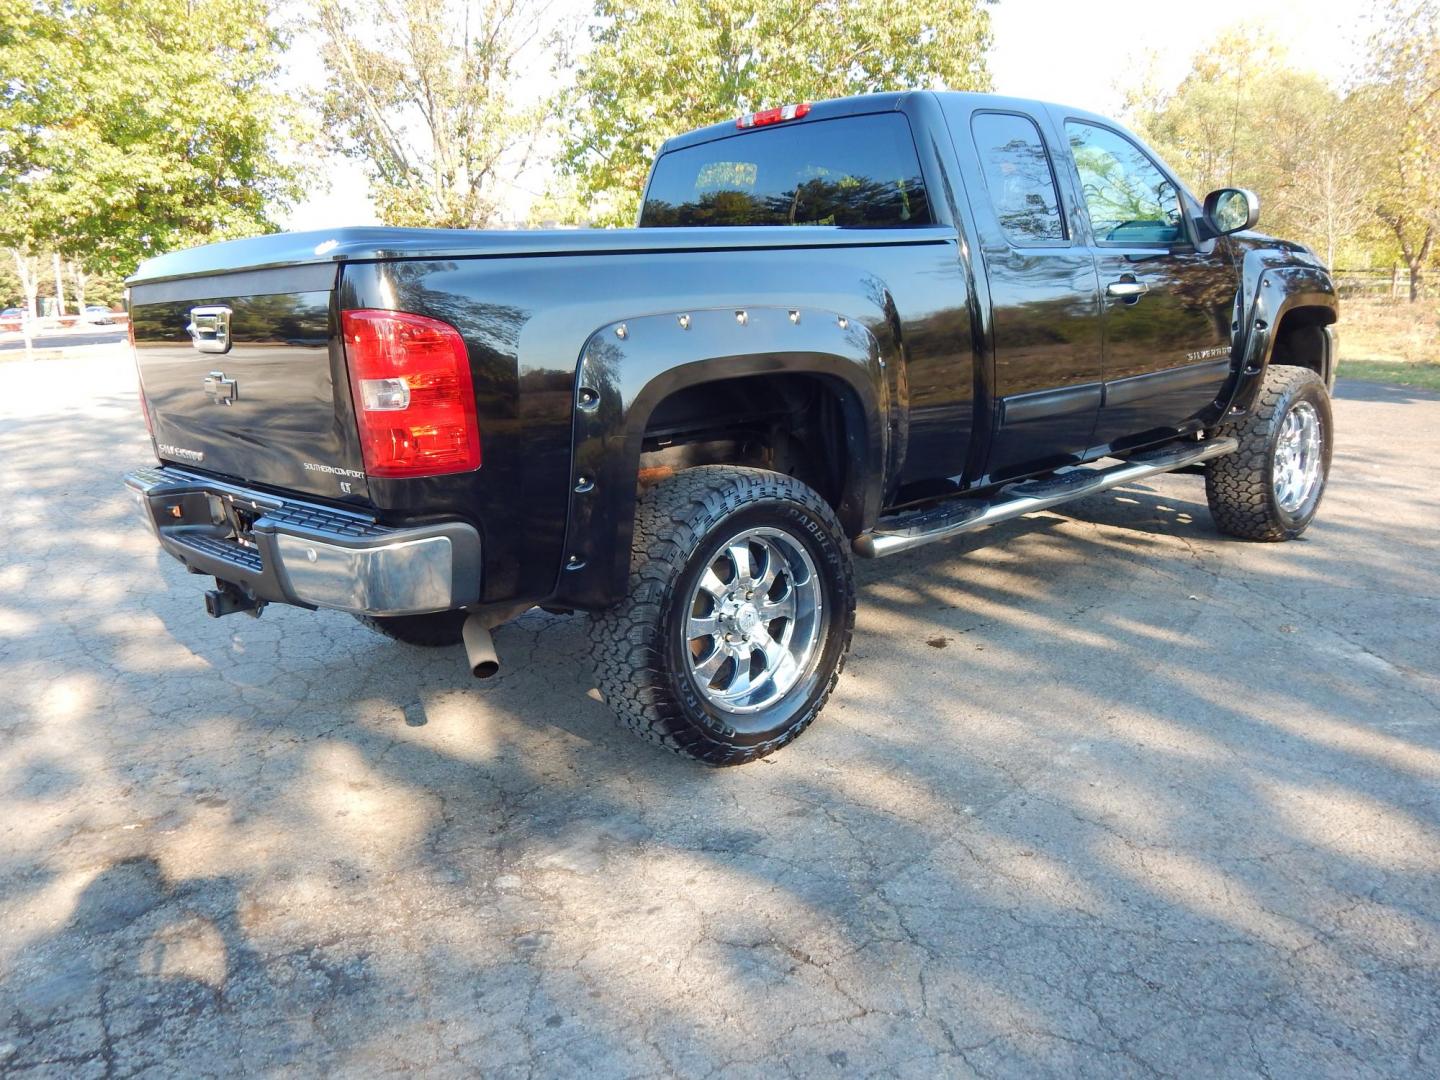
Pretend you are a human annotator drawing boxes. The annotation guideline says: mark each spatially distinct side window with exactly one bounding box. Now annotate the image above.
[1066,121,1183,245]
[970,112,1065,244]
[640,113,932,228]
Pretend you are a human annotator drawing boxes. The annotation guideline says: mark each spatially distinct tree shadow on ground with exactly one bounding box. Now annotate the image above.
[2,372,1438,1076]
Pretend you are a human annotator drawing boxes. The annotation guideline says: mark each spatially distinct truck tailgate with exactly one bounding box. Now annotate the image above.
[129,265,369,501]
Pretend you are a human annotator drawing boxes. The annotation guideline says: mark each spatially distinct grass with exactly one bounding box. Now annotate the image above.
[1335,298,1439,390]
[1340,298,1438,360]
[1337,358,1440,392]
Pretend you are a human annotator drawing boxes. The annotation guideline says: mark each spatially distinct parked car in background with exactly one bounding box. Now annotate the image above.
[83,305,116,324]
[0,307,24,332]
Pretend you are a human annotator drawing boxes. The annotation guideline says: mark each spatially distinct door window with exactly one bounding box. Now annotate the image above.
[970,112,1065,245]
[1066,122,1184,245]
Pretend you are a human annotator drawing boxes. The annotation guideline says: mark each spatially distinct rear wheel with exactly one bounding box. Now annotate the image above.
[588,466,855,765]
[355,610,468,646]
[1205,365,1333,541]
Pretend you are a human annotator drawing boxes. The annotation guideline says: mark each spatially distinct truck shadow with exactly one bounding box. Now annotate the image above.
[3,383,1439,1074]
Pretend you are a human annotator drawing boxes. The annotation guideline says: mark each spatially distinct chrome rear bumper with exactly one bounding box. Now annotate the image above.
[124,466,480,616]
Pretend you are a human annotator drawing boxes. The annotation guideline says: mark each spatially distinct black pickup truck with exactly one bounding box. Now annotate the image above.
[125,92,1338,764]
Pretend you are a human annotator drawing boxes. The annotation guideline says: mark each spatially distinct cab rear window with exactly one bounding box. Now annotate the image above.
[640,113,932,228]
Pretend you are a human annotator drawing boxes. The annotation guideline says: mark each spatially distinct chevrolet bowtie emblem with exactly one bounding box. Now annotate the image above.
[203,370,238,406]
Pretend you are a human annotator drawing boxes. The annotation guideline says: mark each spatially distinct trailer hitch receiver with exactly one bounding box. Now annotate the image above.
[204,580,266,619]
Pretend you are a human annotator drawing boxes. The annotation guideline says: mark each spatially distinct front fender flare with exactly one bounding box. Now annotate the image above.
[550,305,886,609]
[1225,252,1337,415]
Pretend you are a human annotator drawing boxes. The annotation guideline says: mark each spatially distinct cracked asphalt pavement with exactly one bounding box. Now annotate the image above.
[1,351,1438,1078]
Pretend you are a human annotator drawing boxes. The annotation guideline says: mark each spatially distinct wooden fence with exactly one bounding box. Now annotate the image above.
[1331,267,1410,300]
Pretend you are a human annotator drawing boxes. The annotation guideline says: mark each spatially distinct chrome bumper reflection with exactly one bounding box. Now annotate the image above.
[273,533,456,614]
[124,465,481,616]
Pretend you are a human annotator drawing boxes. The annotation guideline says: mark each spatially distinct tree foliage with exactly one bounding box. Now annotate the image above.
[1356,0,1440,300]
[558,0,993,226]
[1126,30,1370,265]
[1127,10,1440,297]
[313,0,553,229]
[0,0,307,275]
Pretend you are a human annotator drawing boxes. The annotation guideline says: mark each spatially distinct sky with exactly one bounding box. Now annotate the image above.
[279,0,1377,232]
[988,0,1368,112]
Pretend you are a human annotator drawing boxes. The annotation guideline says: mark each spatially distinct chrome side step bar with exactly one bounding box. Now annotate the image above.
[853,437,1239,558]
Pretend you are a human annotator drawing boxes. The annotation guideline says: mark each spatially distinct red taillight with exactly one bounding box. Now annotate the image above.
[341,309,480,478]
[736,102,811,129]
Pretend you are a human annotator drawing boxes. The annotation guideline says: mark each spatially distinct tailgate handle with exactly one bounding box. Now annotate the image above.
[187,306,233,354]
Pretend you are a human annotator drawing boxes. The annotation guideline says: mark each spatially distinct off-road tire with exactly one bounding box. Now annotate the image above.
[1205,365,1332,541]
[588,466,856,766]
[355,610,468,646]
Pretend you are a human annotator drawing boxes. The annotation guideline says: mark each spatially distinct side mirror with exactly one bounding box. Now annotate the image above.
[1203,188,1260,236]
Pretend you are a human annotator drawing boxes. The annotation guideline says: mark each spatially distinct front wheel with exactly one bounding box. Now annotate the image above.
[588,466,856,766]
[1205,365,1333,541]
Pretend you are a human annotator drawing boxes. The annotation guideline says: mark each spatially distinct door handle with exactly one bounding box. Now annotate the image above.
[1106,280,1150,300]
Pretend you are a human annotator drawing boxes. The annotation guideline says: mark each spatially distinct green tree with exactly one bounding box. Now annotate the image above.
[1357,0,1440,301]
[66,259,125,312]
[557,0,992,226]
[0,0,307,276]
[0,255,19,309]
[3,246,47,359]
[1284,94,1379,271]
[1126,29,1363,262]
[313,0,554,228]
[6,249,41,321]
[525,176,594,228]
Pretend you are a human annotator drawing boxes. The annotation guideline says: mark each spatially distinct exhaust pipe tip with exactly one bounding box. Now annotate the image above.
[461,614,500,679]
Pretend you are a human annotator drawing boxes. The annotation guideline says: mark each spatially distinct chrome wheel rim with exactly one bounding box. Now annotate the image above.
[1273,401,1324,513]
[683,526,824,715]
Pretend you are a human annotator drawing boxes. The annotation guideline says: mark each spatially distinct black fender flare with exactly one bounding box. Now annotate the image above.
[550,305,887,609]
[1224,251,1338,414]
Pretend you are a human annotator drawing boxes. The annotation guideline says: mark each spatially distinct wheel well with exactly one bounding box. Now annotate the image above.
[1270,306,1336,383]
[638,372,864,534]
